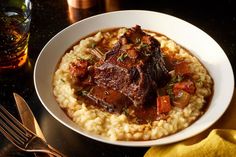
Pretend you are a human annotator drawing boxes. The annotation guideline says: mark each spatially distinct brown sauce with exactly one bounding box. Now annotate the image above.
[59,27,214,125]
[77,92,159,124]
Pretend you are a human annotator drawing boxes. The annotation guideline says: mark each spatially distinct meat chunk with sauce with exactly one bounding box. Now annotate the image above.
[87,86,132,113]
[91,25,171,107]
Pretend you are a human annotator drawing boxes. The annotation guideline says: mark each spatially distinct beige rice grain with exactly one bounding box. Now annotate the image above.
[53,28,213,141]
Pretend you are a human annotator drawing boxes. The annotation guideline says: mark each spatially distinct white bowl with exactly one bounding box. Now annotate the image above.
[34,10,234,146]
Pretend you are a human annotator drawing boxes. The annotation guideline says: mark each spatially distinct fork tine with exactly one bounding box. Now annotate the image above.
[0,106,32,144]
[0,105,32,137]
[0,106,66,157]
[0,107,27,144]
[0,117,24,146]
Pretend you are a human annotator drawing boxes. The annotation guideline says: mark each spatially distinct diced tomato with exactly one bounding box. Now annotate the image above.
[173,80,195,95]
[175,61,191,76]
[157,95,171,114]
[70,60,88,78]
[173,90,190,108]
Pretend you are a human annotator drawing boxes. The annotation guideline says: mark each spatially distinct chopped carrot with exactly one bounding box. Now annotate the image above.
[157,95,171,114]
[175,61,191,76]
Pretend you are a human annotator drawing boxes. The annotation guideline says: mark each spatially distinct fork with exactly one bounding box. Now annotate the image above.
[0,105,66,157]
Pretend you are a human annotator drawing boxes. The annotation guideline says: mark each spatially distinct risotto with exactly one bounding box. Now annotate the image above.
[53,26,213,141]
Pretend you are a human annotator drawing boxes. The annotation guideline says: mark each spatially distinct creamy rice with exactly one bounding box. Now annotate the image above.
[53,28,213,141]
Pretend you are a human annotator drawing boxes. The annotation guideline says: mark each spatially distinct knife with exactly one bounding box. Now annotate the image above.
[13,93,54,157]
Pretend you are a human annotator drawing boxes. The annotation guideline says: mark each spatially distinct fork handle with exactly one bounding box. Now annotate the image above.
[46,145,66,157]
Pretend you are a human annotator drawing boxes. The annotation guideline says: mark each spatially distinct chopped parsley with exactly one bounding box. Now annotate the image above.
[143,50,152,56]
[140,43,148,48]
[117,53,128,62]
[166,75,184,99]
[138,42,152,56]
[77,90,88,96]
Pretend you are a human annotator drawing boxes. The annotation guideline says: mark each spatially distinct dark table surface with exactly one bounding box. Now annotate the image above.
[0,0,235,156]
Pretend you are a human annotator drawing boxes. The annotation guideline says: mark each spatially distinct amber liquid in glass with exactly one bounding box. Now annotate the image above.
[0,11,30,70]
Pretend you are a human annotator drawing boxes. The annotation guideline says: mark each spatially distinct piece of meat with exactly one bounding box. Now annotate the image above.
[91,25,170,107]
[87,86,132,113]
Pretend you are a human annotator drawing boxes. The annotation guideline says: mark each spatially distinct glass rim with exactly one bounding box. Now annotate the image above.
[0,0,32,25]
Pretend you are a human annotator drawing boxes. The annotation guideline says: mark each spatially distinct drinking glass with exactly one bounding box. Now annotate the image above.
[0,0,32,71]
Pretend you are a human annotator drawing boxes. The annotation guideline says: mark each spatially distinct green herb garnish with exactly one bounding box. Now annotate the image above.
[166,86,174,99]
[77,90,88,96]
[140,43,148,49]
[143,51,151,56]
[165,75,184,100]
[117,53,128,62]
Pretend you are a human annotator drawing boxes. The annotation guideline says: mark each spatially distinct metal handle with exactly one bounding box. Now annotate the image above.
[47,145,66,157]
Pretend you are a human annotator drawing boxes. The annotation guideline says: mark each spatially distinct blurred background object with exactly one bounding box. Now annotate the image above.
[67,0,97,9]
[104,0,120,12]
[67,0,121,23]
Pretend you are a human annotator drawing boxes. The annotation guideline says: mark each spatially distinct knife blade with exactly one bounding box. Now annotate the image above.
[13,93,53,157]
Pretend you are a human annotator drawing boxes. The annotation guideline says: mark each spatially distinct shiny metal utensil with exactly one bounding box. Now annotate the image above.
[0,105,65,157]
[13,93,54,157]
[13,93,46,141]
